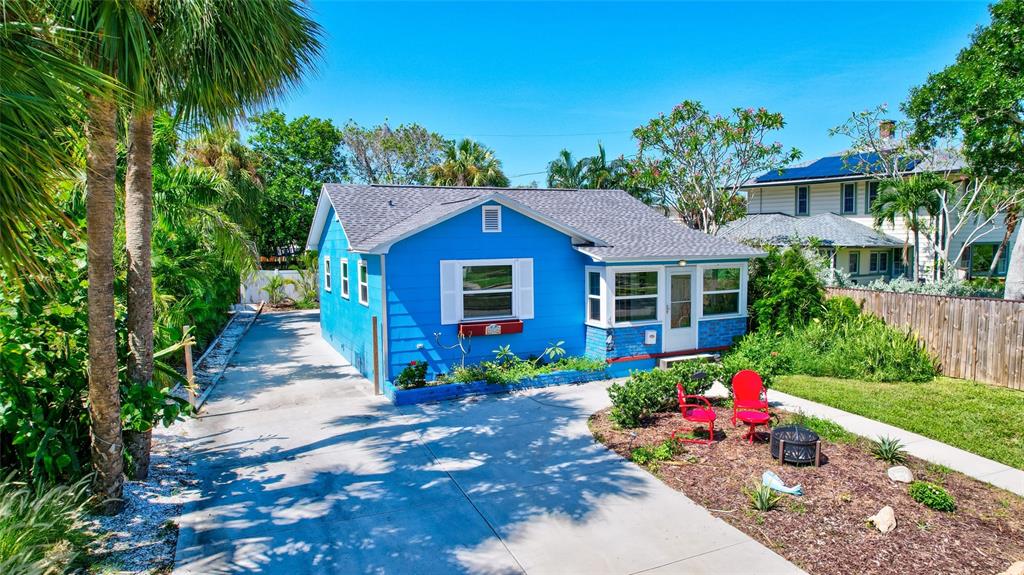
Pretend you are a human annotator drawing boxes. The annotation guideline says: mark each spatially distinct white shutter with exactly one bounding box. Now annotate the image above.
[440,260,459,324]
[515,258,534,320]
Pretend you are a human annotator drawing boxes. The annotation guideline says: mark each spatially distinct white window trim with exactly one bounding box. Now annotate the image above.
[340,259,350,299]
[585,266,608,328]
[697,263,747,320]
[358,260,369,306]
[795,185,810,216]
[457,258,516,321]
[324,257,332,292]
[482,205,502,233]
[610,266,663,327]
[841,182,857,215]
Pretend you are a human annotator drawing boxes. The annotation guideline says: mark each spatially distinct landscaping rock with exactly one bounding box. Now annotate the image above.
[869,506,897,534]
[997,561,1024,575]
[887,465,914,483]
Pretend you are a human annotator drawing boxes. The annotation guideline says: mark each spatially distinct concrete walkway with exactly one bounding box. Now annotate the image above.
[770,390,1024,497]
[173,311,802,575]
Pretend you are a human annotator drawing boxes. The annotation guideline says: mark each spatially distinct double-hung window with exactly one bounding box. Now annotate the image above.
[613,271,658,323]
[461,264,514,319]
[587,270,603,324]
[848,251,860,275]
[324,257,332,292]
[866,181,880,213]
[702,267,741,316]
[795,186,810,216]
[340,260,350,299]
[869,252,889,274]
[841,183,857,214]
[358,260,369,305]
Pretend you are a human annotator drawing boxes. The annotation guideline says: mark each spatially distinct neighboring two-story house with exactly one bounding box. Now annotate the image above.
[725,149,1015,283]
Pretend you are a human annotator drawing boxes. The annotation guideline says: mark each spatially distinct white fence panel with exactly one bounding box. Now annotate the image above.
[240,270,304,304]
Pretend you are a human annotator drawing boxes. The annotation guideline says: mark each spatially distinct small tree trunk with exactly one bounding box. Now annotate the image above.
[124,109,155,480]
[85,94,125,514]
[1005,226,1024,300]
[990,212,1017,277]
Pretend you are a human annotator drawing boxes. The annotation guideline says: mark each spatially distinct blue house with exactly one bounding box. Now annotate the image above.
[306,184,763,390]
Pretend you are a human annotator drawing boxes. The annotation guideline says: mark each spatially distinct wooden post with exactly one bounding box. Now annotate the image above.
[814,441,821,468]
[371,316,380,396]
[778,439,785,464]
[184,325,196,410]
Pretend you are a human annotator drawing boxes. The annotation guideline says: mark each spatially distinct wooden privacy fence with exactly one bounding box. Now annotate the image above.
[826,287,1024,390]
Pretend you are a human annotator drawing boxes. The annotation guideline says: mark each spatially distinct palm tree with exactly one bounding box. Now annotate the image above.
[583,143,629,190]
[0,1,118,278]
[51,0,160,513]
[871,174,949,281]
[430,139,509,187]
[119,0,322,479]
[547,149,587,188]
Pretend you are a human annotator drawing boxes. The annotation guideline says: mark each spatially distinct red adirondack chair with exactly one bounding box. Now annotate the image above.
[731,370,769,427]
[672,383,717,444]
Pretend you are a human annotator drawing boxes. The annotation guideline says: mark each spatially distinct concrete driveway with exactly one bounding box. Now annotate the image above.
[173,311,802,574]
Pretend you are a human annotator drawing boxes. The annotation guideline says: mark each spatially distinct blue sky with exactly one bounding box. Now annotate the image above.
[271,1,992,186]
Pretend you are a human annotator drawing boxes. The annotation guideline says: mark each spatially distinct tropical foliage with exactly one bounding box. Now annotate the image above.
[248,110,346,257]
[342,121,447,184]
[870,174,947,281]
[429,138,510,187]
[0,475,92,575]
[546,143,628,189]
[904,0,1024,299]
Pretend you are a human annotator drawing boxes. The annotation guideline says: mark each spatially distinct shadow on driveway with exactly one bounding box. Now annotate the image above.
[173,311,800,575]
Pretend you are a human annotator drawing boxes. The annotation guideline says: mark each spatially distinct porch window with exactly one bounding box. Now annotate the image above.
[613,271,658,323]
[462,264,514,319]
[358,260,369,305]
[324,257,332,292]
[848,251,860,275]
[587,270,603,323]
[702,267,741,316]
[841,183,857,214]
[340,260,350,299]
[795,185,810,216]
[869,252,889,274]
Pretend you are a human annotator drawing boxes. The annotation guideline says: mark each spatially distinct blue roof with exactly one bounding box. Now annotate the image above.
[755,153,920,183]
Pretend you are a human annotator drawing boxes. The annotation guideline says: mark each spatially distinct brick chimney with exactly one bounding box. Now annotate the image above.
[879,119,896,140]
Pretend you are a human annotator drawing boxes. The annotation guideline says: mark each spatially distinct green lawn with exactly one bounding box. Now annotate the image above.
[773,375,1024,470]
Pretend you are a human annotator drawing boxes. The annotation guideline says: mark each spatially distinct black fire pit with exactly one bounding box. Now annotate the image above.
[770,425,821,466]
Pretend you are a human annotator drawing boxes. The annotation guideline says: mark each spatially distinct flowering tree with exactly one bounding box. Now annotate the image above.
[631,101,801,233]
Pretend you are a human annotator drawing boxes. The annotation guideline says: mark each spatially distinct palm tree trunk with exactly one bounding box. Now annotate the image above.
[85,94,125,514]
[912,228,920,281]
[1006,226,1024,301]
[124,109,155,480]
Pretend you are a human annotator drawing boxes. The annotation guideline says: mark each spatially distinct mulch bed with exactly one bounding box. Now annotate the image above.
[589,404,1024,575]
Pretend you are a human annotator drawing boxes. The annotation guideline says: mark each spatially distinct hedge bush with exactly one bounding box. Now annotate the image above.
[608,359,726,428]
[909,480,956,512]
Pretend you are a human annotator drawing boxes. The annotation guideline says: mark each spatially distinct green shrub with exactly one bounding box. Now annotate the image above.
[745,483,782,512]
[725,296,937,383]
[0,475,91,575]
[872,436,908,464]
[608,359,724,428]
[867,275,1002,298]
[439,345,605,387]
[909,480,956,512]
[750,245,826,331]
[395,361,429,389]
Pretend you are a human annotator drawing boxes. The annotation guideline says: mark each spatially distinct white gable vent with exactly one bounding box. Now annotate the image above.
[482,205,502,232]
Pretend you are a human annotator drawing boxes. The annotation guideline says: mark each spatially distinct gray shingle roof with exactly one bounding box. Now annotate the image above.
[317,184,762,260]
[718,213,903,248]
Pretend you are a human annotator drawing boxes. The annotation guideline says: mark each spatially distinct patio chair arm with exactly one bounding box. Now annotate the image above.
[679,394,713,409]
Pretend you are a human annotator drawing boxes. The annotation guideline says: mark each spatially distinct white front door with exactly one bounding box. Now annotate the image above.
[663,269,697,352]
